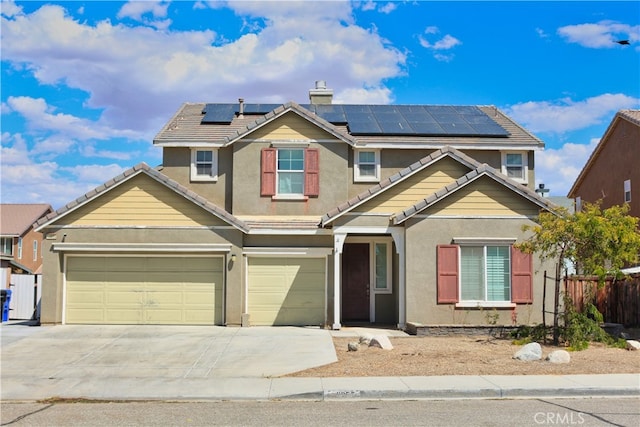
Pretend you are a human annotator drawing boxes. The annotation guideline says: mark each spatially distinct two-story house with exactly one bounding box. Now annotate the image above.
[1,204,53,288]
[568,110,640,218]
[36,82,557,329]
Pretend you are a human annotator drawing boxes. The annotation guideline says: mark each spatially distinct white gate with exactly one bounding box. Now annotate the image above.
[8,274,39,320]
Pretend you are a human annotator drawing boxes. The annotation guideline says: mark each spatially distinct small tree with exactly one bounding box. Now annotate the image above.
[516,201,640,345]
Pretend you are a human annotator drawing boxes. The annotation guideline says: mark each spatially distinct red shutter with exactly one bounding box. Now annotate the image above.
[261,148,276,196]
[511,246,533,303]
[304,148,319,197]
[437,245,459,303]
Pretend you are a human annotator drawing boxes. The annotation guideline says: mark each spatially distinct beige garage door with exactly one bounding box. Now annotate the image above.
[248,257,325,326]
[65,256,223,325]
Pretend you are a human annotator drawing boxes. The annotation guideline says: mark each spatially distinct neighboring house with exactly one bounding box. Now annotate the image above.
[568,110,640,217]
[1,204,53,286]
[1,204,53,320]
[36,82,558,329]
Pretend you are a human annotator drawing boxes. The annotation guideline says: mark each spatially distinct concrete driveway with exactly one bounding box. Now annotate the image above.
[1,321,337,400]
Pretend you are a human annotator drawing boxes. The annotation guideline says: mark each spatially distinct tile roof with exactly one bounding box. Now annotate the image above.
[0,204,52,236]
[154,103,544,149]
[220,101,356,145]
[320,146,481,226]
[35,163,249,233]
[392,164,559,224]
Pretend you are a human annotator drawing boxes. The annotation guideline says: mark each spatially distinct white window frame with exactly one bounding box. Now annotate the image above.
[1,237,12,256]
[457,242,512,307]
[501,151,528,184]
[372,239,392,294]
[33,240,38,261]
[190,148,218,182]
[354,149,381,182]
[276,148,305,197]
[624,179,631,203]
[18,237,23,259]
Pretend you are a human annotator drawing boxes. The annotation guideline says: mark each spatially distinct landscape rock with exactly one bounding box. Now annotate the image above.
[369,335,393,350]
[347,341,360,352]
[513,342,542,361]
[546,350,571,364]
[359,333,374,345]
[626,340,640,351]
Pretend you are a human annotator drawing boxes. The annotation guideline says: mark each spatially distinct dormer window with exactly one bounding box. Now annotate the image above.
[190,149,218,182]
[501,152,528,184]
[354,149,380,182]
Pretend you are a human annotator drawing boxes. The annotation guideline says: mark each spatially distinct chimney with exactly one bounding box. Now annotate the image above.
[309,80,333,105]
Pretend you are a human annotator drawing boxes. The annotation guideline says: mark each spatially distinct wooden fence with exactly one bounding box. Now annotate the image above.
[564,274,640,327]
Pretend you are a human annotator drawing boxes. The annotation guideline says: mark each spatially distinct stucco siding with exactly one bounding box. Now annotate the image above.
[404,217,554,326]
[232,140,349,216]
[423,176,541,217]
[59,174,227,227]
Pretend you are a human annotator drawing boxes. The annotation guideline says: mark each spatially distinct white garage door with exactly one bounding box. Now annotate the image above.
[248,257,325,326]
[65,256,223,325]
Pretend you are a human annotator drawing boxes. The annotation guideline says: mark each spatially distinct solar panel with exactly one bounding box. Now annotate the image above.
[200,103,510,137]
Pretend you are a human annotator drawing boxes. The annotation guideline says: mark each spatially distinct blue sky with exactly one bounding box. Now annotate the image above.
[1,0,639,209]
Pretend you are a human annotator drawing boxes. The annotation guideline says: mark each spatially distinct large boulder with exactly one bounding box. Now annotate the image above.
[546,350,571,364]
[513,342,542,361]
[626,340,640,351]
[369,335,393,350]
[359,333,374,345]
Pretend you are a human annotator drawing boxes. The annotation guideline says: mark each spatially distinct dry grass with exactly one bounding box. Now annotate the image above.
[287,335,640,377]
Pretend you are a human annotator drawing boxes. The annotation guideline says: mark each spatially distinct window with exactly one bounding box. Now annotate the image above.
[190,149,218,182]
[277,149,305,195]
[17,238,22,259]
[501,152,528,183]
[261,147,319,198]
[624,180,631,203]
[354,150,380,182]
[33,240,38,261]
[1,238,12,256]
[575,196,582,212]
[373,242,391,293]
[437,243,533,306]
[460,245,510,302]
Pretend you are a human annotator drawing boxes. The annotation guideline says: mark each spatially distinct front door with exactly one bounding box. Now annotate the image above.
[341,243,370,322]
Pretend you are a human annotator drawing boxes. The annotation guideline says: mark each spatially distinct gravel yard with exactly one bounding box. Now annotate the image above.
[287,335,640,377]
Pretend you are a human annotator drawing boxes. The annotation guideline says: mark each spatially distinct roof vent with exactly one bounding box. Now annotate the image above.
[238,98,244,118]
[309,80,333,105]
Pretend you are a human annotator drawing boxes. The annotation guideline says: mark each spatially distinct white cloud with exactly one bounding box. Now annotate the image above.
[418,27,461,61]
[0,0,22,18]
[504,93,640,134]
[378,3,397,14]
[334,86,393,104]
[117,1,169,20]
[535,139,600,197]
[5,96,144,141]
[61,164,129,183]
[0,132,129,208]
[1,2,406,135]
[557,21,639,48]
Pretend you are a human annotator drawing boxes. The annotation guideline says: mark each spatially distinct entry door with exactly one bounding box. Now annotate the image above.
[341,243,370,322]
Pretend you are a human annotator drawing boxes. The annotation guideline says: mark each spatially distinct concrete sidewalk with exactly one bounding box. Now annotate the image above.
[1,322,638,402]
[2,373,638,401]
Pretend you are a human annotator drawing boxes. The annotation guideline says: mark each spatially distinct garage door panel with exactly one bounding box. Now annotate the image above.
[248,257,325,326]
[66,256,223,325]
